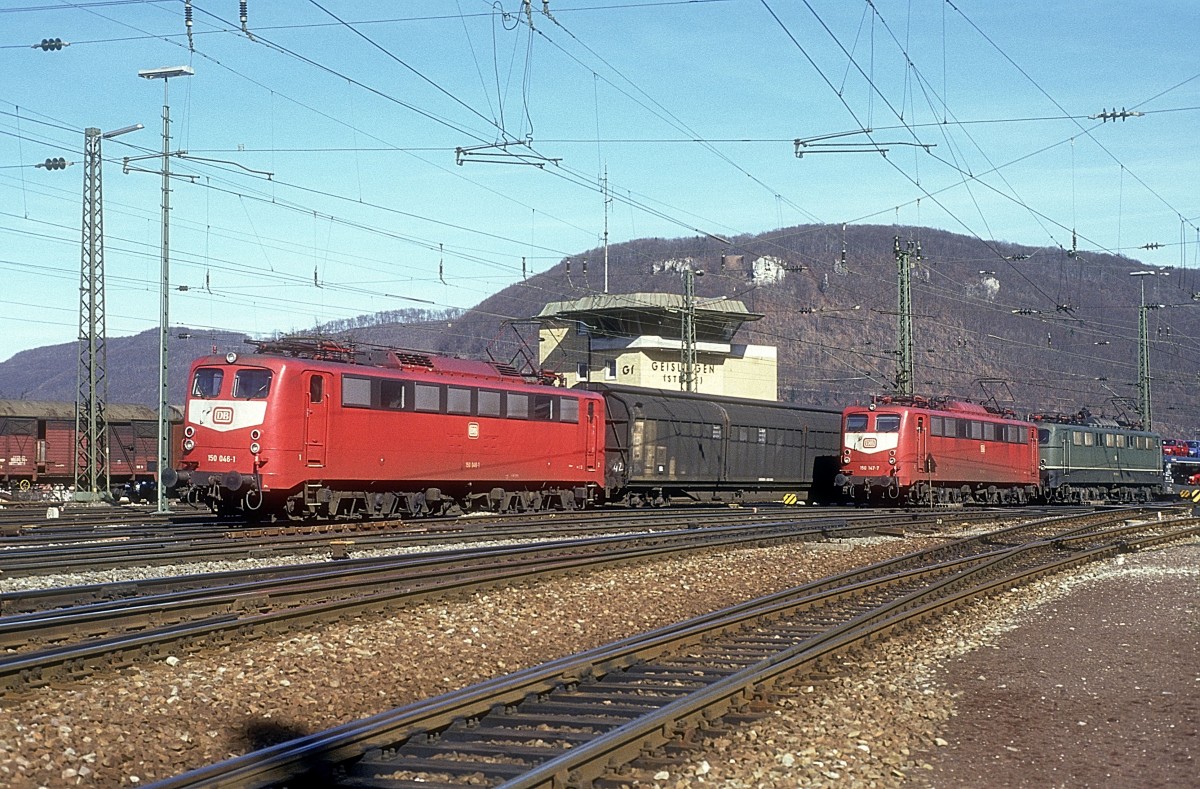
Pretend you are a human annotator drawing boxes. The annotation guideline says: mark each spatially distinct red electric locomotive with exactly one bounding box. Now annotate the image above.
[168,339,605,518]
[835,395,1040,505]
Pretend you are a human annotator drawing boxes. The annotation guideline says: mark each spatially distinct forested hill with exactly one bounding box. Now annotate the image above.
[2,224,1195,437]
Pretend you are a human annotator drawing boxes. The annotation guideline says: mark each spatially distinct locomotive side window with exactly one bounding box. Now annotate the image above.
[233,369,272,399]
[379,380,406,410]
[478,390,502,417]
[930,416,945,436]
[192,368,224,399]
[1083,432,1095,447]
[982,422,996,441]
[531,395,554,421]
[447,386,472,415]
[968,421,983,440]
[559,397,579,423]
[1115,434,1126,448]
[342,376,371,408]
[875,415,900,432]
[414,384,441,413]
[1072,431,1083,446]
[506,393,529,419]
[309,375,324,404]
[845,414,869,432]
[1010,425,1026,443]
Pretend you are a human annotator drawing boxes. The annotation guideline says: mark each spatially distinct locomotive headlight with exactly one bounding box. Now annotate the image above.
[888,457,896,465]
[225,352,238,364]
[184,425,195,438]
[182,438,195,452]
[250,442,261,455]
[250,429,261,441]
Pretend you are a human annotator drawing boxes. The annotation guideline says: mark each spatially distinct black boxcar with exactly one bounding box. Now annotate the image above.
[581,383,841,505]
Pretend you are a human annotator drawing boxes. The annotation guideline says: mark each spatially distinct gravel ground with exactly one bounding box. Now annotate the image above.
[615,539,1199,789]
[0,536,931,788]
[1,530,1194,789]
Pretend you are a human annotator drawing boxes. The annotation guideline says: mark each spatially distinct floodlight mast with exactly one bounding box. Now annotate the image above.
[139,64,193,514]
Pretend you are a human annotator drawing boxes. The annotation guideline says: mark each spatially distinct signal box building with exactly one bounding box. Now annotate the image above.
[535,293,778,401]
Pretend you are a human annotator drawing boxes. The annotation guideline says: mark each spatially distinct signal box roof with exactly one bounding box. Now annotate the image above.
[536,293,762,343]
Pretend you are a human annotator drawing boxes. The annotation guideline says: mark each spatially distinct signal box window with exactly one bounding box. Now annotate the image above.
[845,414,869,432]
[605,359,617,380]
[192,368,224,398]
[233,369,272,399]
[876,415,901,432]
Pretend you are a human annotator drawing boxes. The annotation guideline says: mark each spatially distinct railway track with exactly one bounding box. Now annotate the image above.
[0,506,1132,697]
[143,509,1199,789]
[0,505,1014,578]
[0,514,923,695]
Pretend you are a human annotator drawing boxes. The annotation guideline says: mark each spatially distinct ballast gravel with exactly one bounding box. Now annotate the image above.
[0,531,1195,788]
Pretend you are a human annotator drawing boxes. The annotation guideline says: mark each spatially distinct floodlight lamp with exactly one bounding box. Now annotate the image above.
[102,123,143,139]
[138,65,195,80]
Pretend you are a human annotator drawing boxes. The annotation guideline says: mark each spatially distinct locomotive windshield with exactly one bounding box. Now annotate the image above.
[845,414,868,432]
[875,414,901,432]
[191,368,224,399]
[233,368,273,399]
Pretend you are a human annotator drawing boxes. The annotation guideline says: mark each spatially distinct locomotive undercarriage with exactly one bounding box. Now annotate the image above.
[288,484,593,520]
[173,469,595,520]
[838,474,1039,506]
[1043,483,1160,505]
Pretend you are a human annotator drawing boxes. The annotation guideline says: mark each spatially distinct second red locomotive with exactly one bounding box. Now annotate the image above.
[836,395,1040,505]
[168,339,605,517]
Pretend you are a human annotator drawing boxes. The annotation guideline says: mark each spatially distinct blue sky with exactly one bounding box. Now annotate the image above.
[1,0,1197,364]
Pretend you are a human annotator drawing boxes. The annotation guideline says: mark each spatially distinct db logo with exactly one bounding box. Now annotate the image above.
[213,407,234,424]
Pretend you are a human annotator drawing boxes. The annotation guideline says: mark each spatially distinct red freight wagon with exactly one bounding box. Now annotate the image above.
[0,400,181,489]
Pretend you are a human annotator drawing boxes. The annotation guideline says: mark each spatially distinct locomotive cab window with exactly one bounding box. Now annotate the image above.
[845,414,869,432]
[1038,428,1050,444]
[233,368,272,399]
[192,368,224,399]
[309,375,324,404]
[875,415,900,432]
